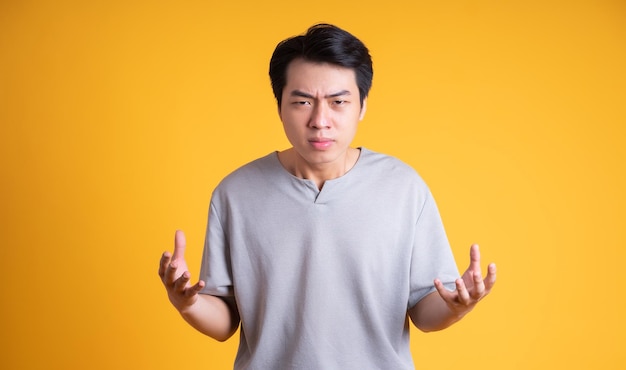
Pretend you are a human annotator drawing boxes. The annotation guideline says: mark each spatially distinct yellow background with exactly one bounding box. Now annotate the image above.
[1,0,625,369]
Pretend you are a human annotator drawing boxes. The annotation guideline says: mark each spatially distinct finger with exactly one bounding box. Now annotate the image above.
[175,273,205,297]
[470,270,486,299]
[456,278,471,305]
[484,263,497,292]
[186,280,206,298]
[434,278,456,303]
[174,270,191,292]
[164,259,180,286]
[158,251,172,279]
[173,230,186,261]
[468,244,482,272]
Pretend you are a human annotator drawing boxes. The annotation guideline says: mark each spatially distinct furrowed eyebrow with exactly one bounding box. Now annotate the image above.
[290,90,315,99]
[326,90,351,99]
[289,90,352,99]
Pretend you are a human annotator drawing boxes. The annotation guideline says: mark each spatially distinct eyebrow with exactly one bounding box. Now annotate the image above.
[289,89,352,99]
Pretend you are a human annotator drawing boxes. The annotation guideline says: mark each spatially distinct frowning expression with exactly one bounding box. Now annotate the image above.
[279,58,366,168]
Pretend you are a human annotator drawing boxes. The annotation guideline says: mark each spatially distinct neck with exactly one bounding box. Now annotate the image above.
[278,147,360,190]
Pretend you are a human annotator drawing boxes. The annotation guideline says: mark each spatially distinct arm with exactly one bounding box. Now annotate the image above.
[158,230,240,341]
[408,244,496,332]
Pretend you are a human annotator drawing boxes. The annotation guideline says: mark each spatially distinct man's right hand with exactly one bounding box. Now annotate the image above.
[158,230,205,312]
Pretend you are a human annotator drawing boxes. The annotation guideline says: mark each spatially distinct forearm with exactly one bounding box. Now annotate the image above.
[408,291,465,332]
[179,294,240,342]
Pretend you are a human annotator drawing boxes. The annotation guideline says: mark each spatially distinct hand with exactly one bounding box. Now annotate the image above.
[434,244,496,317]
[158,230,205,312]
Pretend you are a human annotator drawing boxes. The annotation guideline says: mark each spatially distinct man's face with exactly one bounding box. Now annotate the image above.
[279,58,366,169]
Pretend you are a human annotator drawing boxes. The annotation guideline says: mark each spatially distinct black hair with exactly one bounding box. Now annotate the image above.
[269,23,373,107]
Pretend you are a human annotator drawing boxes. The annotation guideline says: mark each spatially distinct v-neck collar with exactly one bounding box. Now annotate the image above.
[272,147,367,204]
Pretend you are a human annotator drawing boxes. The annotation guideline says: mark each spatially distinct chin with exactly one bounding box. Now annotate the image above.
[305,150,344,165]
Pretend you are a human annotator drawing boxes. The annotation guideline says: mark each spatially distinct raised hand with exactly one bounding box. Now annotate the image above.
[158,230,206,312]
[434,244,496,317]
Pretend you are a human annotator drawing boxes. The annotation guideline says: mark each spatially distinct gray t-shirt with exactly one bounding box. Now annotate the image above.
[200,148,459,369]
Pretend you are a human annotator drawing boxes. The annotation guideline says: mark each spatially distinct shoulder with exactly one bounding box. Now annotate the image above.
[356,148,435,208]
[358,147,425,185]
[213,152,281,195]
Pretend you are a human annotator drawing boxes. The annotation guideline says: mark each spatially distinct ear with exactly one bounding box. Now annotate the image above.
[359,98,368,121]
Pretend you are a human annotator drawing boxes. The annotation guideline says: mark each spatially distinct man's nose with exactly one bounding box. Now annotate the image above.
[309,103,330,129]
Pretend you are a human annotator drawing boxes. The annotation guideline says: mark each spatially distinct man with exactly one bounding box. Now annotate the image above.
[159,23,496,369]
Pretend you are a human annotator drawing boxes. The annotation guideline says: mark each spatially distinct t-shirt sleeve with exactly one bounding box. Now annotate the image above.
[408,189,460,309]
[199,200,234,297]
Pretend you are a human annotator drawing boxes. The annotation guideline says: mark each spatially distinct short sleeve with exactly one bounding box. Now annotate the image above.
[408,190,460,309]
[199,200,234,297]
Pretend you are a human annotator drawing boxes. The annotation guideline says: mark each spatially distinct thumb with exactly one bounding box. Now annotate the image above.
[173,230,187,261]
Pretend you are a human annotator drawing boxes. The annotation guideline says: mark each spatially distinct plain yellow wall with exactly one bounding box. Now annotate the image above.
[1,0,625,369]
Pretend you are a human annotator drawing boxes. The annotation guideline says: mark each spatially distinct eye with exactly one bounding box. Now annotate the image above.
[333,100,347,105]
[293,101,311,106]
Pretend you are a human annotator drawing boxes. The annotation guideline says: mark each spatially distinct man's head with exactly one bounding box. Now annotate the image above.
[269,24,373,108]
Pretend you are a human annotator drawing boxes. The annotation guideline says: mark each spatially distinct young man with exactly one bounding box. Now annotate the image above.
[159,24,496,369]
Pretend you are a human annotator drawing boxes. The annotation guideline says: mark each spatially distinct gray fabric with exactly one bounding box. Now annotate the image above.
[199,147,460,370]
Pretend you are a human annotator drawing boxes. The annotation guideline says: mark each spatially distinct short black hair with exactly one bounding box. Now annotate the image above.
[269,23,373,107]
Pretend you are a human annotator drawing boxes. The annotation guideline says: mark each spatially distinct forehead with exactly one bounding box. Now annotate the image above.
[284,58,358,92]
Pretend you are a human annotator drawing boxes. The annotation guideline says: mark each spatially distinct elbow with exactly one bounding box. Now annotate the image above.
[214,333,232,342]
[410,312,464,333]
[413,321,446,333]
[213,323,239,342]
[409,313,442,333]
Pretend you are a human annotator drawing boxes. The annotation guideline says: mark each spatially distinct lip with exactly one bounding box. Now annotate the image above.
[308,137,334,150]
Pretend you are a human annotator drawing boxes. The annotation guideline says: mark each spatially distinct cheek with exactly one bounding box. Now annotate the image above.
[346,123,359,140]
[281,116,304,140]
[338,113,361,135]
[281,110,308,129]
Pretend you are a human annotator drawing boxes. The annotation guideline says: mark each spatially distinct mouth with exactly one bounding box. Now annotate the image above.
[308,137,334,150]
